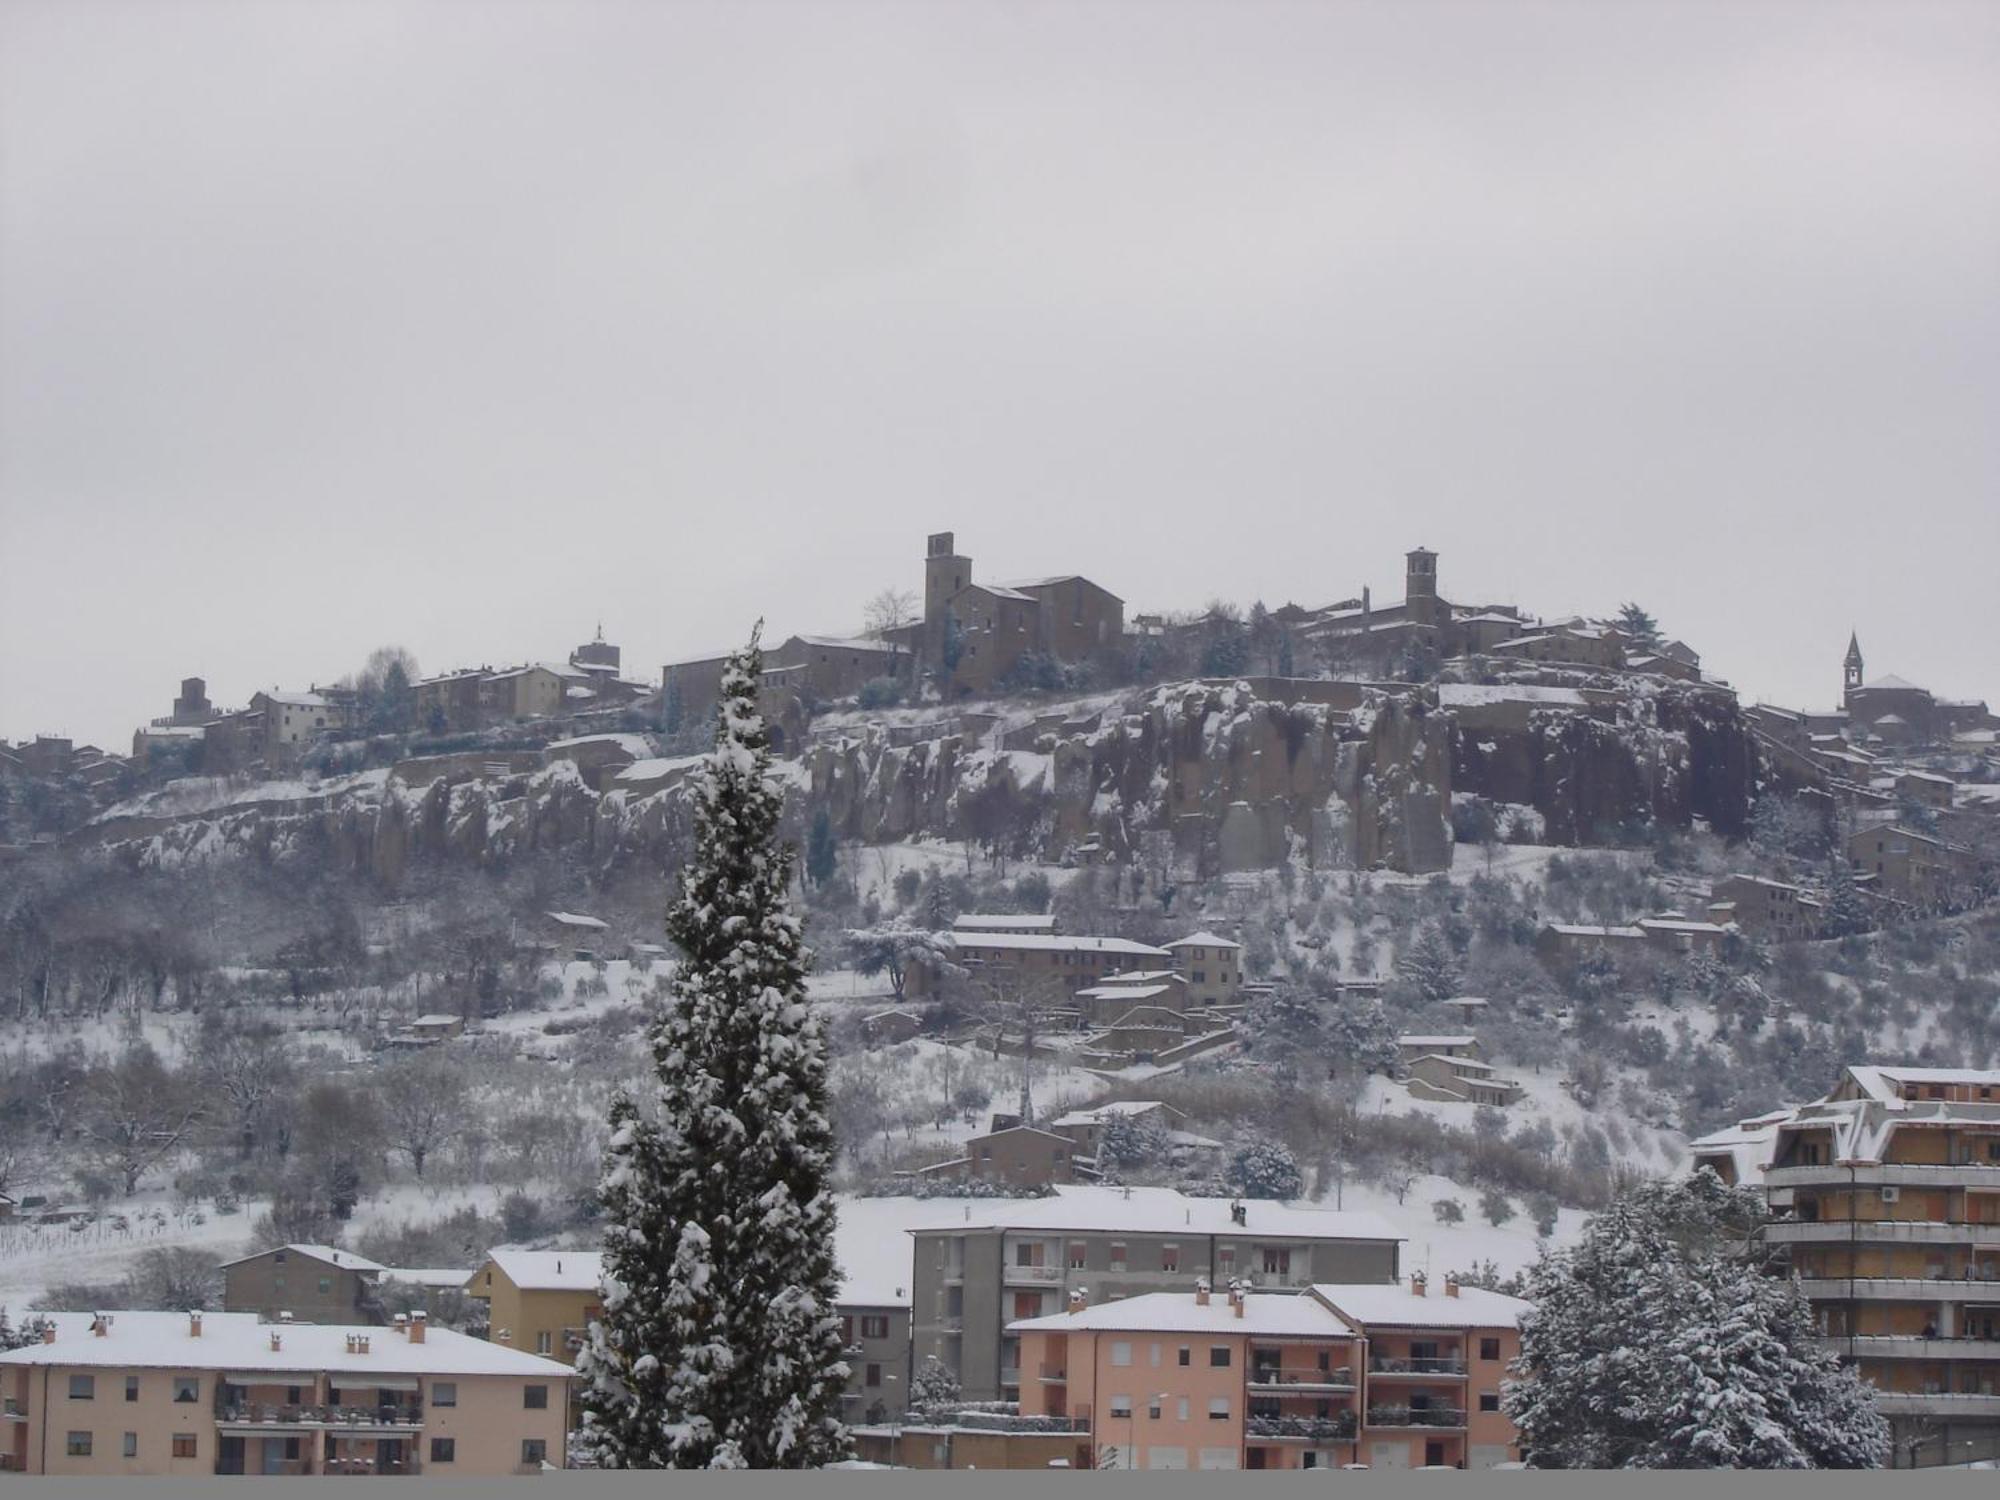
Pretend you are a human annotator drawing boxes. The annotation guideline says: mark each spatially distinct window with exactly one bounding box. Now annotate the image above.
[124,1376,139,1403]
[431,1382,457,1408]
[865,1363,882,1388]
[1068,1242,1088,1270]
[522,1439,548,1467]
[1109,1395,1133,1418]
[1014,1243,1036,1267]
[1178,1398,1190,1421]
[1178,1346,1191,1367]
[1480,1337,1501,1361]
[861,1316,890,1340]
[1109,1241,1126,1271]
[68,1375,95,1400]
[1480,1392,1501,1413]
[1208,1396,1230,1420]
[1162,1244,1180,1273]
[839,1316,854,1344]
[1209,1346,1231,1368]
[173,1376,199,1403]
[1110,1341,1133,1367]
[524,1385,550,1410]
[1148,1397,1163,1419]
[172,1433,198,1459]
[274,1250,288,1263]
[273,1274,286,1291]
[67,1431,93,1457]
[286,1387,302,1405]
[536,1331,553,1355]
[1262,1247,1290,1276]
[317,1277,333,1295]
[430,1438,456,1463]
[123,1433,138,1458]
[1149,1342,1162,1368]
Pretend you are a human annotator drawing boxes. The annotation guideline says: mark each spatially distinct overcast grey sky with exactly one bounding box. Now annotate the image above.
[3,0,1995,749]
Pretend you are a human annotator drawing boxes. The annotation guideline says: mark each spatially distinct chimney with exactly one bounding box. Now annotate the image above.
[497,1327,513,1345]
[1232,1290,1245,1320]
[394,1313,409,1335]
[1068,1288,1089,1316]
[1194,1278,1210,1308]
[269,1331,283,1352]
[189,1311,203,1338]
[91,1313,110,1337]
[1410,1271,1427,1298]
[1444,1274,1460,1299]
[410,1311,427,1345]
[358,1335,370,1354]
[279,1312,294,1324]
[40,1323,56,1345]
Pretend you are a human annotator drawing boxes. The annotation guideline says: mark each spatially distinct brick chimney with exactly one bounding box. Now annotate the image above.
[394,1313,409,1336]
[189,1311,203,1338]
[1068,1288,1088,1316]
[1194,1278,1210,1308]
[269,1331,283,1352]
[1232,1291,1245,1320]
[410,1311,427,1345]
[91,1312,110,1337]
[1444,1274,1460,1299]
[1410,1271,1427,1298]
[40,1323,56,1345]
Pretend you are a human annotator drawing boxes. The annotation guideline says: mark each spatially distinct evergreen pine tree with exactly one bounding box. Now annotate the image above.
[1616,602,1663,651]
[577,628,851,1469]
[805,809,838,888]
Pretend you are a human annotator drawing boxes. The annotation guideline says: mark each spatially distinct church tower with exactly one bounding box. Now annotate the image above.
[1844,631,1864,702]
[1405,547,1440,629]
[924,531,970,654]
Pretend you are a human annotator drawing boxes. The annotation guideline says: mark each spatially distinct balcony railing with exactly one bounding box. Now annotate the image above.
[1038,1363,1067,1383]
[1246,1412,1358,1443]
[2,1398,25,1418]
[216,1402,423,1430]
[1005,1265,1062,1283]
[1248,1370,1356,1392]
[1825,1335,2000,1361]
[1369,1357,1467,1376]
[1366,1406,1466,1429]
[1767,1162,2000,1190]
[951,1411,1091,1434]
[1798,1277,1996,1301]
[1771,1220,2000,1245]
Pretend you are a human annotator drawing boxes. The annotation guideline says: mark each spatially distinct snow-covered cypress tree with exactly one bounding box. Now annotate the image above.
[577,628,851,1469]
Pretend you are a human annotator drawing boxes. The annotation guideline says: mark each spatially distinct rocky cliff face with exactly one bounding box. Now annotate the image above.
[1449,680,1756,845]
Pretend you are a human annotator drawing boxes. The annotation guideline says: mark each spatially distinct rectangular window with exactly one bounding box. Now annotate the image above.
[1162,1244,1180,1273]
[172,1433,198,1459]
[1148,1397,1163,1419]
[1068,1242,1088,1270]
[1150,1342,1162,1368]
[123,1432,138,1458]
[431,1382,457,1408]
[124,1376,139,1403]
[1480,1337,1501,1361]
[1209,1346,1231,1368]
[1262,1247,1290,1276]
[1178,1346,1191,1367]
[840,1316,854,1344]
[1178,1397,1190,1421]
[317,1276,333,1294]
[1109,1395,1133,1418]
[536,1331,553,1355]
[861,1315,890,1340]
[1110,1341,1133,1367]
[273,1274,285,1290]
[67,1431,93,1457]
[1109,1241,1127,1271]
[430,1437,456,1463]
[1209,1396,1230,1420]
[1480,1392,1500,1413]
[173,1376,199,1403]
[866,1363,882,1387]
[524,1385,550,1410]
[522,1439,547,1466]
[68,1375,94,1400]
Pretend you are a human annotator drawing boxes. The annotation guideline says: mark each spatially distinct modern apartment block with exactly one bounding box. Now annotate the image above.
[908,1186,1402,1402]
[1760,1065,2000,1468]
[0,1310,571,1476]
[1009,1273,1527,1470]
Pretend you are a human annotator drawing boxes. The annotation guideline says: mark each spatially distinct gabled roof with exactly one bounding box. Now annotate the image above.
[906,1185,1400,1243]
[947,933,1172,958]
[1863,674,1926,692]
[1010,1290,1356,1337]
[216,1244,386,1274]
[476,1249,602,1293]
[1312,1282,1531,1330]
[1166,931,1240,950]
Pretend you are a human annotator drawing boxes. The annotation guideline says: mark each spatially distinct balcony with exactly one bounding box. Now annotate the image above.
[1770,1221,2000,1247]
[1368,1357,1467,1377]
[1826,1335,2000,1361]
[1870,1392,2000,1418]
[1004,1265,1062,1285]
[1246,1412,1358,1444]
[1247,1370,1356,1394]
[1366,1406,1466,1429]
[1766,1163,2000,1191]
[216,1402,423,1433]
[1798,1278,1995,1302]
[933,1315,964,1333]
[952,1412,1091,1434]
[2,1398,25,1421]
[1038,1363,1067,1384]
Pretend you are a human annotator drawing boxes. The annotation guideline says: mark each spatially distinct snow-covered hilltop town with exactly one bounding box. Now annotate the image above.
[1,525,1996,1475]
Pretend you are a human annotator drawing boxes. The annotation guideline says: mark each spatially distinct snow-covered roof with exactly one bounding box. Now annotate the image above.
[215,1244,386,1274]
[1897,770,1955,786]
[546,911,608,930]
[1636,918,1729,936]
[378,1267,475,1289]
[1441,996,1490,1009]
[1166,931,1240,950]
[1312,1282,1531,1330]
[1010,1291,1357,1338]
[1841,1065,2000,1104]
[261,691,331,708]
[793,634,897,652]
[1098,969,1183,986]
[1077,983,1175,1004]
[1049,1101,1176,1128]
[1396,1035,1475,1049]
[1543,923,1645,938]
[1688,1111,1795,1185]
[408,1014,461,1028]
[907,1185,1400,1243]
[953,914,1059,932]
[1864,674,1926,692]
[615,754,705,784]
[0,1311,572,1378]
[545,733,651,756]
[947,933,1172,958]
[1437,683,1589,708]
[962,583,1036,603]
[478,1250,602,1292]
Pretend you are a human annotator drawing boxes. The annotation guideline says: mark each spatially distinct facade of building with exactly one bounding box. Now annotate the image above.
[463,1252,602,1366]
[1007,1275,1527,1470]
[0,1310,570,1477]
[1847,824,1980,908]
[1165,933,1242,1010]
[922,532,1125,697]
[908,1186,1403,1403]
[1760,1065,2000,1468]
[1711,874,1821,943]
[220,1246,388,1327]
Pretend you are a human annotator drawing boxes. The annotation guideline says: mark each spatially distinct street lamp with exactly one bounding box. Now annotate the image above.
[1127,1392,1170,1472]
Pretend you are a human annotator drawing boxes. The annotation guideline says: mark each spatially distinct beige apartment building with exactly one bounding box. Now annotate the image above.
[1008,1274,1527,1470]
[0,1309,570,1477]
[908,1186,1403,1403]
[1760,1065,2000,1468]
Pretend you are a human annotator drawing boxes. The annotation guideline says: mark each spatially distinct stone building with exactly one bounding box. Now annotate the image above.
[922,532,1125,696]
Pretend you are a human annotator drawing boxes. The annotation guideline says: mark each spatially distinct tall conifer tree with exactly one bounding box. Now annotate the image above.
[578,629,850,1469]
